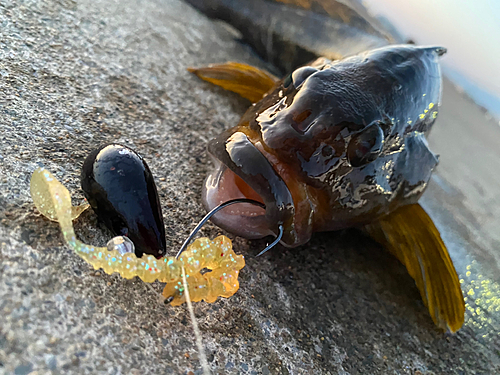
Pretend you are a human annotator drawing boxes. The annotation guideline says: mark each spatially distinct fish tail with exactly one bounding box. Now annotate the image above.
[365,203,465,333]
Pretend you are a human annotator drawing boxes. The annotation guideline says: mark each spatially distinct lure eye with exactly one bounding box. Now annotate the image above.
[347,122,385,167]
[283,66,318,88]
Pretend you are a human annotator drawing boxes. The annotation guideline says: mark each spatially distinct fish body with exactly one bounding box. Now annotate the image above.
[194,44,464,333]
[185,0,393,73]
[203,45,445,247]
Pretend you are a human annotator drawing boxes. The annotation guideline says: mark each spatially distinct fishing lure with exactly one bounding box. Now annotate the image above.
[80,143,167,259]
[189,44,465,332]
[30,167,245,306]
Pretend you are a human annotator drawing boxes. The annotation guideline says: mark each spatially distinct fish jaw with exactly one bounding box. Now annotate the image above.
[203,129,310,246]
[202,161,272,239]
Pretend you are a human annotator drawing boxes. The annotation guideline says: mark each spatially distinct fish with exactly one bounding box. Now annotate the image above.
[189,44,465,332]
[200,45,444,246]
[184,0,394,73]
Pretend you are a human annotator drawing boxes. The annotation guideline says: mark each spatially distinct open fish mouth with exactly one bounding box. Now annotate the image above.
[202,130,297,244]
[203,162,269,239]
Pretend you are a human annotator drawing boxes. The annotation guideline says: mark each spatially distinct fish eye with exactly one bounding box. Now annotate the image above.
[291,66,318,88]
[347,122,385,167]
[321,145,334,157]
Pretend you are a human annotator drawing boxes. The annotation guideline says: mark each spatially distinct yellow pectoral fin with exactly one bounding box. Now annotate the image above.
[188,62,278,103]
[365,203,465,333]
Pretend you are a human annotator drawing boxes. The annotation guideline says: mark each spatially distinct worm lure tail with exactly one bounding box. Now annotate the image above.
[30,168,245,306]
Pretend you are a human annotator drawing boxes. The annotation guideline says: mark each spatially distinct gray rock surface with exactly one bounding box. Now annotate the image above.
[0,0,499,374]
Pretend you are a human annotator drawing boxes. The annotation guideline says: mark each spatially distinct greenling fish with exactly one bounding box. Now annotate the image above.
[188,44,465,333]
[185,0,396,72]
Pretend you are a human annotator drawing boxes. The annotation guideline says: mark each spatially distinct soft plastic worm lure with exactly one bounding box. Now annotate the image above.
[30,167,245,306]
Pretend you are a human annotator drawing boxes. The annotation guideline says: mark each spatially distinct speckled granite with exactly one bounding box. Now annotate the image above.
[0,0,499,374]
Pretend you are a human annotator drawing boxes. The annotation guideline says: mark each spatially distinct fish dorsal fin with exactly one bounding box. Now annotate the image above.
[365,203,465,333]
[188,62,278,103]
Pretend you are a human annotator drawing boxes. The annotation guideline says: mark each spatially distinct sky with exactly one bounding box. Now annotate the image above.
[362,0,500,119]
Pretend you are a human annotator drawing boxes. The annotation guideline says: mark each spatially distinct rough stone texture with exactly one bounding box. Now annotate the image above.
[0,0,499,374]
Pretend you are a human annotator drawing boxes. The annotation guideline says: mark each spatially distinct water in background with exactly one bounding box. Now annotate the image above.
[362,0,500,121]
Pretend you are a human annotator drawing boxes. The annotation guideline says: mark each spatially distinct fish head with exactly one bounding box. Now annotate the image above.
[204,45,445,247]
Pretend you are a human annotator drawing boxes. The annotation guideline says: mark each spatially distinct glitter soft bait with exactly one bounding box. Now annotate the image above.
[29,158,245,306]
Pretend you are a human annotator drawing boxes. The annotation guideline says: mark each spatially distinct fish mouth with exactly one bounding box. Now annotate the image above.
[203,162,271,239]
[203,130,296,244]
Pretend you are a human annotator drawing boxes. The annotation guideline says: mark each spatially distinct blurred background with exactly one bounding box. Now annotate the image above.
[363,0,500,121]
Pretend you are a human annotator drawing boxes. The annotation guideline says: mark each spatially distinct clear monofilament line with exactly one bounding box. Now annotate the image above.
[182,266,211,375]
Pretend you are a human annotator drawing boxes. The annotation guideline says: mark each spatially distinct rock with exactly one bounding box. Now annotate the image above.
[0,0,499,374]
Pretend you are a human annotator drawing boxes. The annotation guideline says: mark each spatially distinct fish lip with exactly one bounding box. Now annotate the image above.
[204,129,296,244]
[202,162,272,239]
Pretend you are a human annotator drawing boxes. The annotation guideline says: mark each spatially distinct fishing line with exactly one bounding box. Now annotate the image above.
[182,266,211,375]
